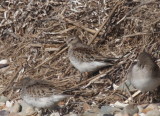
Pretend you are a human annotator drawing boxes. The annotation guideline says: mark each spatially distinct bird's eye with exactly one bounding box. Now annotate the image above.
[66,37,74,44]
[71,38,73,41]
[69,38,74,42]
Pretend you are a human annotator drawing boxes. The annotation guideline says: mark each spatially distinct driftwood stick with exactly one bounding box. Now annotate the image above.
[0,67,22,94]
[35,45,68,69]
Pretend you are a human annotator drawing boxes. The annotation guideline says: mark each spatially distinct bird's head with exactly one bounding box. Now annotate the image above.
[66,36,82,47]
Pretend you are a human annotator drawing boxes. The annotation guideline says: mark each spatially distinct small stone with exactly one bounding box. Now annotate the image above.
[137,105,144,113]
[0,96,9,103]
[147,104,159,109]
[123,104,139,116]
[0,110,10,116]
[82,112,104,116]
[82,109,101,116]
[64,112,78,116]
[6,101,14,108]
[114,112,129,116]
[50,112,60,116]
[0,59,7,64]
[18,100,36,115]
[100,105,121,115]
[9,101,21,113]
[8,113,21,116]
[103,114,114,116]
[142,104,159,113]
[0,102,5,110]
[112,101,128,108]
[146,109,160,116]
[82,106,102,116]
[133,113,140,116]
[139,113,146,116]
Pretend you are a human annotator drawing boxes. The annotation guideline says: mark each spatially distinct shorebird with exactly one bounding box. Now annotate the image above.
[128,51,160,92]
[66,36,117,74]
[15,77,71,109]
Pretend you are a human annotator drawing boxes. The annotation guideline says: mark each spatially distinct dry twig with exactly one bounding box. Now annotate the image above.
[87,1,123,45]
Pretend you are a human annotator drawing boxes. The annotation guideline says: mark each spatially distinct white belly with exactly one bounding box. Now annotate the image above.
[70,57,107,72]
[22,94,67,108]
[130,65,160,92]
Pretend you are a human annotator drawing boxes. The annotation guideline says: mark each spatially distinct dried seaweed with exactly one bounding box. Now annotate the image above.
[0,0,160,114]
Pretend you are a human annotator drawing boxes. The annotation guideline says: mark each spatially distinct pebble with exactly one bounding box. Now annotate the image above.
[8,112,21,116]
[137,105,144,113]
[18,100,36,115]
[123,104,139,115]
[112,101,128,108]
[64,112,78,116]
[114,103,160,116]
[9,101,21,113]
[146,109,160,116]
[100,105,121,115]
[133,113,140,116]
[139,113,146,116]
[50,112,60,116]
[82,107,101,116]
[142,104,159,113]
[82,103,160,116]
[83,112,108,116]
[0,96,9,103]
[0,96,159,116]
[82,105,122,116]
[0,110,10,116]
[101,114,114,116]
[0,102,5,110]
[115,112,129,116]
[6,101,14,108]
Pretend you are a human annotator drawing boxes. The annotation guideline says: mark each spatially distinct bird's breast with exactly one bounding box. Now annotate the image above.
[69,56,106,72]
[22,94,67,108]
[130,65,160,91]
[131,65,152,79]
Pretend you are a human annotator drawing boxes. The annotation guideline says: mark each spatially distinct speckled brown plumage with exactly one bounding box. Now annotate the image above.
[66,36,118,73]
[16,77,71,108]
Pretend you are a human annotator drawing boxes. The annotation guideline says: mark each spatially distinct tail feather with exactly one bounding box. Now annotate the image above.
[53,95,71,102]
[104,57,119,62]
[103,58,119,65]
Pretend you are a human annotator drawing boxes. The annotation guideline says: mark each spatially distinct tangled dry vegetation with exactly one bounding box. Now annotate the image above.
[0,0,160,114]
